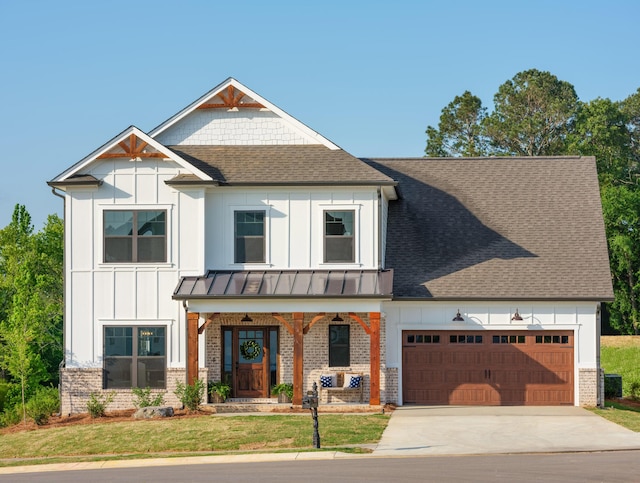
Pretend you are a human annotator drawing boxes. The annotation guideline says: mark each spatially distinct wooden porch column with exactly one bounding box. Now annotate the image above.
[292,312,304,406]
[369,312,381,406]
[186,311,200,385]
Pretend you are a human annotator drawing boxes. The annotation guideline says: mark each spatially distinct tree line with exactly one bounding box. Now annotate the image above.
[426,68,640,334]
[0,206,63,424]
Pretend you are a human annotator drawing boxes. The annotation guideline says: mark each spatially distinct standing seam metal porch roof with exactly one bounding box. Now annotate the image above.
[173,270,393,299]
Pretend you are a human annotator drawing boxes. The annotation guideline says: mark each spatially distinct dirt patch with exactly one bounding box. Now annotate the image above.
[1,404,391,435]
[0,408,208,435]
[607,398,640,410]
[601,336,640,348]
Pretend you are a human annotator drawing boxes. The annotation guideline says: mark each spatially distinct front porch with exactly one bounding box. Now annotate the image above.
[186,311,387,407]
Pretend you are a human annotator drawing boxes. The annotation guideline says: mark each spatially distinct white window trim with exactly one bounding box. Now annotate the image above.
[228,205,272,268]
[98,204,174,268]
[319,204,361,267]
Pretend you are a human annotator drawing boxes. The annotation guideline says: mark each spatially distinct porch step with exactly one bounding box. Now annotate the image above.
[226,398,279,404]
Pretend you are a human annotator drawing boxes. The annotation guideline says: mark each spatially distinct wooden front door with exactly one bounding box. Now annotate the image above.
[235,328,268,398]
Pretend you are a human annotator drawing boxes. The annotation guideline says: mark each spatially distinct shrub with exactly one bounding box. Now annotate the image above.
[0,405,22,428]
[629,380,640,401]
[26,386,60,425]
[174,379,205,412]
[132,387,165,408]
[86,392,115,418]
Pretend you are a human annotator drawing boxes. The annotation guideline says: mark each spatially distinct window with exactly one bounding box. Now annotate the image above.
[329,324,350,366]
[324,210,355,263]
[104,326,166,389]
[235,211,265,263]
[104,210,166,263]
[449,334,483,344]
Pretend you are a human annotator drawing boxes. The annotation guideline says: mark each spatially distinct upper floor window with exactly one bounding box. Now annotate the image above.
[235,211,265,263]
[104,210,166,263]
[324,210,354,263]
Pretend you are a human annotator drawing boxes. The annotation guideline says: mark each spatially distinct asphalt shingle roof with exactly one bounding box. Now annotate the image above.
[365,156,613,301]
[168,145,396,185]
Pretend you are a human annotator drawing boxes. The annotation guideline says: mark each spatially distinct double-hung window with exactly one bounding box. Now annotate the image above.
[324,210,355,263]
[104,326,166,389]
[104,210,166,263]
[235,211,265,263]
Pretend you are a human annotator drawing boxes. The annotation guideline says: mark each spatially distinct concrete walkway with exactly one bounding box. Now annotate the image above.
[373,405,640,456]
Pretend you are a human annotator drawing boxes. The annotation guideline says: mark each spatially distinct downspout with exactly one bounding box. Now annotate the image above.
[51,187,66,415]
[377,188,382,268]
[596,302,603,407]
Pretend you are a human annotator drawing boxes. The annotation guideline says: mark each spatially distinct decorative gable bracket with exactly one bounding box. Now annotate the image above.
[196,85,265,110]
[97,133,166,160]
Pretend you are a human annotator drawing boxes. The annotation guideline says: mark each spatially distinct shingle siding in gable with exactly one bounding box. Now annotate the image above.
[155,110,319,146]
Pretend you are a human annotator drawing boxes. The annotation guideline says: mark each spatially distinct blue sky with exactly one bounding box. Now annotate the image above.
[1,0,639,229]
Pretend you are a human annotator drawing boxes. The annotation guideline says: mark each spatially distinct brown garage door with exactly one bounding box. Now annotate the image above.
[402,330,574,405]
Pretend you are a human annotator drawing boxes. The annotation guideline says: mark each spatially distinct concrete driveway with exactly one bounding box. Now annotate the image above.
[373,406,640,456]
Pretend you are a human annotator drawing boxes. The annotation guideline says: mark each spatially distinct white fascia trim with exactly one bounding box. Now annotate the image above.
[52,126,212,182]
[148,77,341,150]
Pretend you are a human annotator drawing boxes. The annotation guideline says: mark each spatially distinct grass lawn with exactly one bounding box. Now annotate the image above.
[589,401,640,432]
[593,336,640,432]
[600,336,640,396]
[0,413,388,467]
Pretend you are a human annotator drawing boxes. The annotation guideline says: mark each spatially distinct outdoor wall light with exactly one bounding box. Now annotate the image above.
[452,310,464,322]
[241,313,253,323]
[331,313,344,322]
[511,309,523,321]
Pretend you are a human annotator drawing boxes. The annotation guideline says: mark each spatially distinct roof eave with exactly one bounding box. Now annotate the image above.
[164,180,221,187]
[172,294,393,301]
[47,179,103,189]
[167,181,399,187]
[389,295,615,303]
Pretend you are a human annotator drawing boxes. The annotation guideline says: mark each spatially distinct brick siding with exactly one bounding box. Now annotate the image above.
[60,367,208,415]
[578,368,599,407]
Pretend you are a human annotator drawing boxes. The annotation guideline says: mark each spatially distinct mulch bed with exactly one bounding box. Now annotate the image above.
[2,403,395,435]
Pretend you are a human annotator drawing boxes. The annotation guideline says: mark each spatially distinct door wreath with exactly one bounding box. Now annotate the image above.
[240,340,261,360]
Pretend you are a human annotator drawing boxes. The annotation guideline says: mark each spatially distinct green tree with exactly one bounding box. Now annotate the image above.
[620,88,640,173]
[0,206,63,402]
[567,97,634,184]
[601,184,640,334]
[425,91,488,157]
[483,69,579,156]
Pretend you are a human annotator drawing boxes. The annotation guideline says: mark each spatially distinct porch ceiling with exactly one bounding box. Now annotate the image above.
[172,269,393,300]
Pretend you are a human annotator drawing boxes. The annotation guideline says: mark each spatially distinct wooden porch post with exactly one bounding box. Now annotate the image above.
[186,311,200,385]
[292,312,304,406]
[369,312,381,406]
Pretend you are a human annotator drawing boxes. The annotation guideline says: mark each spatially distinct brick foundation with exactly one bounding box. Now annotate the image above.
[578,368,599,407]
[60,367,208,415]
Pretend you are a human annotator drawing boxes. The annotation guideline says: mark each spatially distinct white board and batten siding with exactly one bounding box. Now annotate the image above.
[204,187,380,271]
[64,158,205,368]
